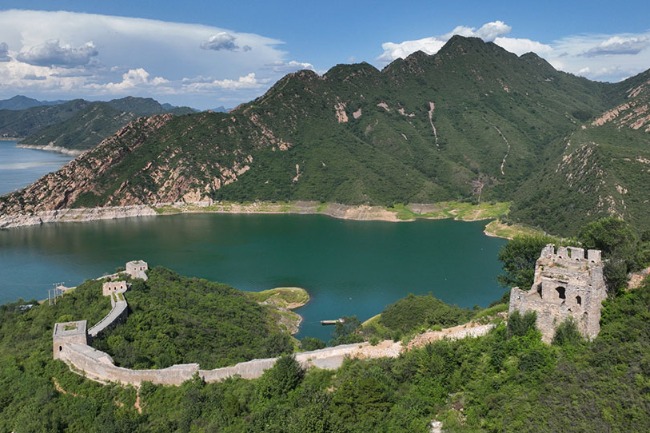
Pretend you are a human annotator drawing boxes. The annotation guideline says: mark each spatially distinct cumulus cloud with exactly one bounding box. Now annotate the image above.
[102,68,168,91]
[265,60,314,73]
[184,73,266,92]
[0,42,9,61]
[378,20,513,63]
[445,21,512,42]
[201,32,251,52]
[16,40,98,67]
[378,21,650,83]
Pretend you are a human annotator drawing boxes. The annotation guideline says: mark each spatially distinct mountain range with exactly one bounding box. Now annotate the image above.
[1,36,648,236]
[0,96,195,152]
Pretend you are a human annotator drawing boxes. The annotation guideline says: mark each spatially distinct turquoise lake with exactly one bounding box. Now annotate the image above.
[0,213,507,340]
[0,140,73,195]
[0,140,508,340]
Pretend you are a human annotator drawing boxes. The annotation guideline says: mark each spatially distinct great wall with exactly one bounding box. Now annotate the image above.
[53,244,606,387]
[51,260,494,387]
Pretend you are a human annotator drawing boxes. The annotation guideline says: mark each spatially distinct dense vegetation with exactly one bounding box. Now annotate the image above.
[92,267,293,369]
[1,262,648,431]
[364,293,474,340]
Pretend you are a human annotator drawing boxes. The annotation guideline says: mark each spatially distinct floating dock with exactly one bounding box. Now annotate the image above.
[320,318,345,326]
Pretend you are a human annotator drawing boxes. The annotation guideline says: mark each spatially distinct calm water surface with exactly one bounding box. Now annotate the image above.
[0,213,507,339]
[0,142,507,339]
[0,140,73,195]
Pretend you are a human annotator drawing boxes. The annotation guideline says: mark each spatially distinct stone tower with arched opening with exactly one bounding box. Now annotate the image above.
[509,245,607,343]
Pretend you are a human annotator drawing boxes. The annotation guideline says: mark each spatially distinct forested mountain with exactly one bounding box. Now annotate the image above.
[1,36,648,235]
[0,96,195,151]
[0,95,64,111]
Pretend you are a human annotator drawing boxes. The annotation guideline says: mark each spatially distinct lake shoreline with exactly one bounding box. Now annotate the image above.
[0,200,513,238]
[16,143,84,156]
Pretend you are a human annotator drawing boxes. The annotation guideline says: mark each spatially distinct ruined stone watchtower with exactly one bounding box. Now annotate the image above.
[53,320,87,359]
[509,245,607,343]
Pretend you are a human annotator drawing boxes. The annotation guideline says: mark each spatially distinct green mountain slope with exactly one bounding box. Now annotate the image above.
[20,97,195,152]
[0,99,93,138]
[0,95,64,111]
[1,36,647,235]
[510,69,650,235]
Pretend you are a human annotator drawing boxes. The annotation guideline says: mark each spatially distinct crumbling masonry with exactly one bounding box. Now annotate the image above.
[509,245,607,343]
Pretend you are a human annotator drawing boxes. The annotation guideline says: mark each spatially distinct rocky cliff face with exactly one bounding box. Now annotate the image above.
[1,115,172,216]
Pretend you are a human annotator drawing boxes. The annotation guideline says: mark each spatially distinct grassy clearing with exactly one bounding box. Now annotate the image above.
[472,303,508,323]
[246,287,310,309]
[483,220,547,239]
[390,201,510,221]
[153,205,181,215]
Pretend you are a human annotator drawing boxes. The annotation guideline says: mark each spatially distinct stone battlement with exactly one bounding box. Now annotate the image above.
[539,244,602,264]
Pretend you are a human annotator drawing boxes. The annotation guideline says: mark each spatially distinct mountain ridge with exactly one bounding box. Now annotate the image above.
[1,36,648,236]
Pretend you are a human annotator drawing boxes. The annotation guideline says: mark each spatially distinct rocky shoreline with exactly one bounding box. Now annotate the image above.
[0,205,157,228]
[0,200,510,237]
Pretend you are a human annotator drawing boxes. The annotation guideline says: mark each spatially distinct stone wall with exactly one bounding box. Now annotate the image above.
[60,343,199,386]
[509,244,607,343]
[88,297,128,338]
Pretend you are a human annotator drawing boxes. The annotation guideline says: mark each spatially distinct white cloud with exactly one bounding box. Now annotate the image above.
[265,60,314,73]
[584,36,649,57]
[378,21,650,83]
[493,37,553,56]
[445,21,512,42]
[184,73,266,92]
[101,68,168,91]
[0,42,9,62]
[378,21,513,63]
[201,32,251,52]
[16,40,98,67]
[0,9,306,108]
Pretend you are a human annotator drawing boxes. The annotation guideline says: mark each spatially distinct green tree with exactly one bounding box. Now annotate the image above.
[330,316,364,345]
[497,235,558,289]
[578,217,641,294]
[259,355,304,399]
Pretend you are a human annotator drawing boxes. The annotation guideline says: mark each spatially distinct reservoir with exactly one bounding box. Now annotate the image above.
[0,140,507,339]
[0,213,507,340]
[0,140,73,195]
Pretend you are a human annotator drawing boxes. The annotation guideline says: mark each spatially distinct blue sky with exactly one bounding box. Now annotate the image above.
[1,1,649,109]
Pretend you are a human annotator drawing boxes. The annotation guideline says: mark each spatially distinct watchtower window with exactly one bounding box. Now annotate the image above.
[536,284,543,298]
[59,345,63,352]
[556,287,566,300]
[576,295,582,306]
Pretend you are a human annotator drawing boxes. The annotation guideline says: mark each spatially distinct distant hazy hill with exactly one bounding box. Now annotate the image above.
[19,97,195,152]
[1,36,648,235]
[0,95,64,111]
[0,96,195,150]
